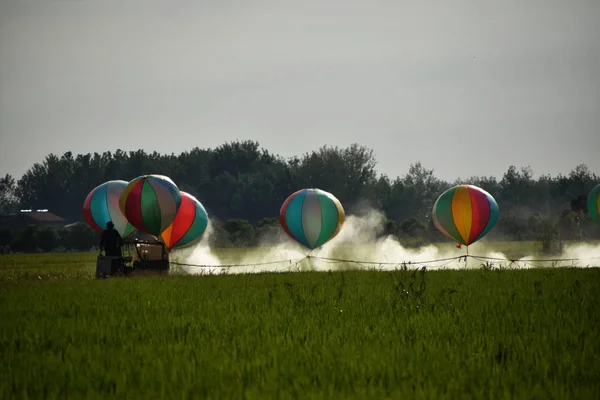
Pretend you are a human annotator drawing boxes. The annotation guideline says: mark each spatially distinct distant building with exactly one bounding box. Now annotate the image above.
[0,209,70,229]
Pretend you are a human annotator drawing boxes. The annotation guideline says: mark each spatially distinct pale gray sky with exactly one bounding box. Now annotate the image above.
[1,0,599,182]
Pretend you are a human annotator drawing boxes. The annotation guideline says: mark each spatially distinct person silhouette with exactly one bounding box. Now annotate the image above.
[100,221,124,257]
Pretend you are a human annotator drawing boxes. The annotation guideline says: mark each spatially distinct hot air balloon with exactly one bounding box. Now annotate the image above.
[161,192,209,251]
[432,184,499,246]
[119,175,182,237]
[83,180,135,237]
[280,188,345,250]
[588,184,600,222]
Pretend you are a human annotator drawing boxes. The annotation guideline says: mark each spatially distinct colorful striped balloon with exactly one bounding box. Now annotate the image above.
[432,184,499,246]
[119,175,182,237]
[161,192,209,251]
[280,188,345,250]
[83,180,135,237]
[588,184,600,222]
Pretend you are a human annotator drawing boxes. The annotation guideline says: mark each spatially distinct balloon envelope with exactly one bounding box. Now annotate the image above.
[161,192,209,251]
[119,174,182,237]
[432,184,499,246]
[588,184,600,221]
[83,180,135,237]
[280,188,345,249]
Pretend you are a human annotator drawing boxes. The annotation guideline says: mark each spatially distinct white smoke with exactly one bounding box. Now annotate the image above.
[310,208,479,270]
[174,208,600,275]
[169,220,222,275]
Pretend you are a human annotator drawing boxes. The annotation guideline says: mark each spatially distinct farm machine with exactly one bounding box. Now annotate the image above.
[95,231,170,278]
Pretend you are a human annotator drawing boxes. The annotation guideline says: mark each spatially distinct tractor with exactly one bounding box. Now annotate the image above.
[95,230,170,278]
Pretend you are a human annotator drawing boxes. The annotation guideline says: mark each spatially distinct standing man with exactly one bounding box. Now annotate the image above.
[100,221,124,257]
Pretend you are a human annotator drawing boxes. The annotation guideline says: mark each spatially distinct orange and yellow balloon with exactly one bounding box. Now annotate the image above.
[432,184,499,246]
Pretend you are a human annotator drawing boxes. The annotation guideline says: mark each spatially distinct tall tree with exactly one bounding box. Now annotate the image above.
[0,174,18,214]
[398,162,449,221]
[290,143,378,209]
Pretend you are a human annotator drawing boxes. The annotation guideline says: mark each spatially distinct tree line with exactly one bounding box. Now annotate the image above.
[1,141,599,253]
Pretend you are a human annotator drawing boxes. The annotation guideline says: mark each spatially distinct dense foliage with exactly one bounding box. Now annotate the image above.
[1,141,599,252]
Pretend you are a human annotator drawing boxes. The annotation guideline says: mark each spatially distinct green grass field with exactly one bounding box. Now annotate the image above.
[1,243,600,399]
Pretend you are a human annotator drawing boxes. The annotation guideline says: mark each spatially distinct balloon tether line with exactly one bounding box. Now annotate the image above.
[168,252,600,271]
